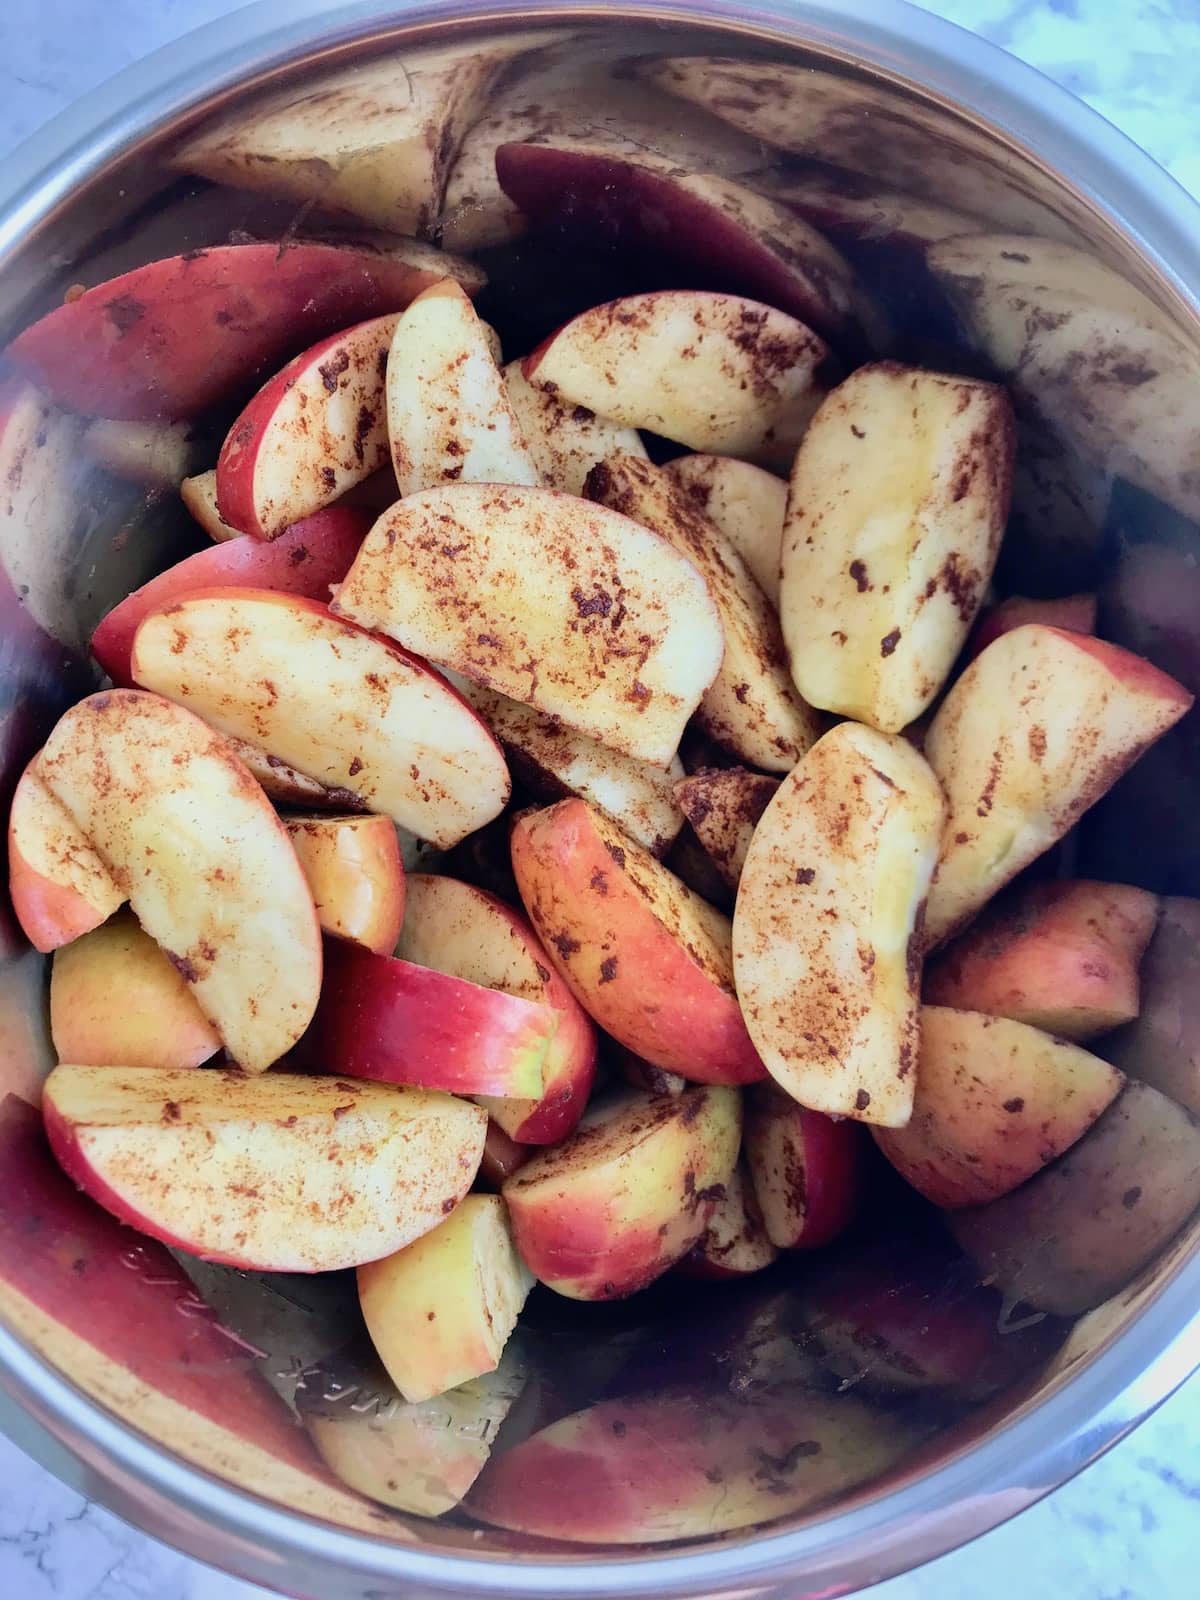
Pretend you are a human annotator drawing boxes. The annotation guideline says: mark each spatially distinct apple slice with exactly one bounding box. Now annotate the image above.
[1105,898,1200,1116]
[386,279,539,497]
[496,142,862,343]
[43,1065,487,1272]
[502,359,647,495]
[477,1121,533,1190]
[743,1084,865,1249]
[924,879,1159,1040]
[396,873,597,1144]
[780,363,1014,734]
[36,690,321,1072]
[733,722,945,1125]
[511,799,766,1085]
[459,679,685,856]
[609,1044,688,1099]
[298,1342,527,1516]
[873,1007,1125,1209]
[466,1385,913,1543]
[218,734,369,813]
[0,1095,408,1537]
[673,767,780,891]
[949,1079,1200,1315]
[8,238,483,421]
[663,454,787,606]
[91,507,369,684]
[923,626,1193,946]
[215,315,399,539]
[315,937,556,1099]
[358,1195,533,1403]
[502,1084,740,1299]
[333,483,724,768]
[765,170,983,254]
[180,469,239,542]
[83,418,202,488]
[131,588,509,848]
[7,755,125,952]
[966,592,1097,664]
[50,910,220,1071]
[586,453,819,771]
[284,815,406,956]
[0,381,86,652]
[171,38,542,234]
[523,290,831,464]
[676,1160,778,1280]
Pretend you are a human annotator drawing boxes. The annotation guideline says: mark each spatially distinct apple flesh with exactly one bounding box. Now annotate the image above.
[966,592,1097,664]
[949,1079,1200,1315]
[743,1084,865,1249]
[43,1064,487,1273]
[396,872,597,1144]
[502,359,647,495]
[874,1006,1125,1209]
[91,506,370,684]
[315,937,556,1099]
[477,1122,533,1190]
[358,1195,534,1403]
[923,626,1193,946]
[216,314,399,539]
[180,469,239,542]
[131,588,510,849]
[732,722,945,1125]
[333,483,724,769]
[522,289,831,465]
[50,910,220,1071]
[7,755,125,952]
[511,799,766,1085]
[676,1160,778,1280]
[284,814,406,956]
[924,879,1159,1040]
[7,239,483,420]
[220,734,370,814]
[1104,897,1200,1116]
[586,453,819,772]
[663,454,787,606]
[673,766,780,891]
[502,1084,741,1300]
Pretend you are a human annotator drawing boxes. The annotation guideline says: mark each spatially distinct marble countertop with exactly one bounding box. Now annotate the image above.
[0,0,1198,1595]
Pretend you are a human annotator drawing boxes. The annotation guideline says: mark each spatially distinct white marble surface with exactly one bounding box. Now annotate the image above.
[0,0,1198,1595]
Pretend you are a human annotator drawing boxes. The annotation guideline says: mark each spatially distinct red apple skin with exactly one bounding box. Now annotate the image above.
[966,593,1096,663]
[313,938,558,1098]
[91,507,369,684]
[744,1085,865,1250]
[7,241,470,421]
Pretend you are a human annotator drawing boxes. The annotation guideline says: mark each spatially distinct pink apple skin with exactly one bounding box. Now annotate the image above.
[966,592,1096,663]
[743,1085,865,1251]
[7,758,124,953]
[91,507,370,684]
[7,242,471,421]
[314,939,558,1098]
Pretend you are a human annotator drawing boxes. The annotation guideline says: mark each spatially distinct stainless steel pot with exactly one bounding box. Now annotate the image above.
[1,3,1198,1596]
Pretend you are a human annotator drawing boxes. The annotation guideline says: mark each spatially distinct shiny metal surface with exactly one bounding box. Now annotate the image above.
[0,1,1199,1596]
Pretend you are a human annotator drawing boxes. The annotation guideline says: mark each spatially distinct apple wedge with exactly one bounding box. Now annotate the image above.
[0,1095,406,1537]
[781,363,1014,733]
[315,937,556,1099]
[332,484,724,768]
[0,381,86,652]
[130,588,510,848]
[8,238,482,421]
[220,735,370,813]
[458,679,685,856]
[50,910,220,1071]
[171,38,541,234]
[502,359,647,495]
[733,722,945,1126]
[396,873,597,1144]
[477,1122,533,1190]
[466,1385,913,1543]
[873,1007,1125,1209]
[385,279,539,497]
[44,1065,486,1272]
[923,626,1193,946]
[1105,898,1200,1116]
[7,755,125,952]
[673,767,780,891]
[284,815,406,956]
[676,1160,778,1280]
[502,1084,740,1299]
[83,418,202,488]
[358,1195,533,1403]
[663,454,787,606]
[949,1079,1200,1315]
[586,453,819,772]
[522,290,832,464]
[36,690,321,1072]
[743,1084,865,1249]
[924,879,1159,1040]
[215,314,399,539]
[180,469,239,542]
[91,507,369,684]
[512,799,766,1084]
[966,592,1097,664]
[496,143,863,343]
